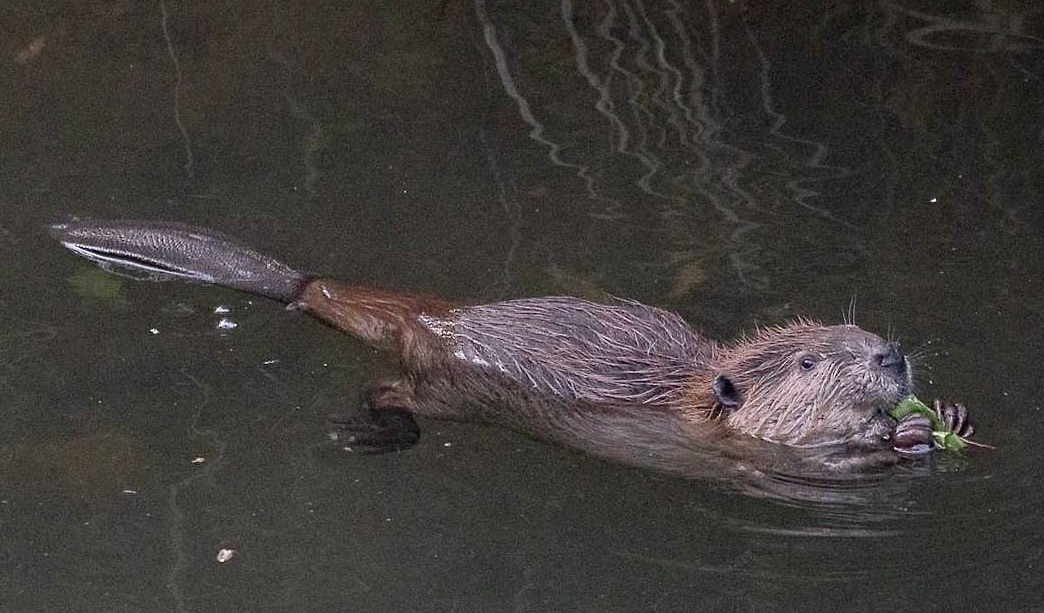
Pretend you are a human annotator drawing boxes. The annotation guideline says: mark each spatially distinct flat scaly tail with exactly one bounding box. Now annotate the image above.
[49,219,309,303]
[49,219,455,357]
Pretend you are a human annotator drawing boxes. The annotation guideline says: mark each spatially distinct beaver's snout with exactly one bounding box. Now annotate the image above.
[872,342,908,380]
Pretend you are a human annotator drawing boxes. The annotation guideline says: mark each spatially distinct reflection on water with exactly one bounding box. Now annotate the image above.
[475,0,864,296]
[886,2,1044,53]
[2,0,1044,611]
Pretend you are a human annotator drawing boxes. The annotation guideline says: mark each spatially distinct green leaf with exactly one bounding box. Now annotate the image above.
[889,395,974,453]
[933,431,967,451]
[888,395,943,430]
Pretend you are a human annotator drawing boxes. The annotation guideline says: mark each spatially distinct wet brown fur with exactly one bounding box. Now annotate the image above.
[686,322,908,447]
[297,279,908,455]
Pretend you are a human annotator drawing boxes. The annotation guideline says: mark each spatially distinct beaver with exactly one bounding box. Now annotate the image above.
[49,219,968,478]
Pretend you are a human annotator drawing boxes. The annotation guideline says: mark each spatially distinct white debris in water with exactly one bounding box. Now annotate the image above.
[149,328,160,335]
[262,359,279,365]
[216,318,238,330]
[216,548,236,563]
[214,305,231,314]
[191,457,206,464]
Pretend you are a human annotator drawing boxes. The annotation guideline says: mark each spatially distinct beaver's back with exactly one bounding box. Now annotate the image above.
[424,297,712,406]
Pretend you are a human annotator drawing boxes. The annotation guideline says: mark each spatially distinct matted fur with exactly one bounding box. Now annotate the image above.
[438,303,908,449]
[440,297,712,406]
[686,322,910,447]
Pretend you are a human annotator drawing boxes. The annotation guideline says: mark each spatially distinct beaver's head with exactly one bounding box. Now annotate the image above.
[698,323,911,447]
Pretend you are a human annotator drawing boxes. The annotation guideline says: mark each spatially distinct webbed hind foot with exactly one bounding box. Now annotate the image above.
[327,408,420,453]
[327,379,421,453]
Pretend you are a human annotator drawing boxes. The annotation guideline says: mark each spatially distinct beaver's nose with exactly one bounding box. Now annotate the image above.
[873,342,907,376]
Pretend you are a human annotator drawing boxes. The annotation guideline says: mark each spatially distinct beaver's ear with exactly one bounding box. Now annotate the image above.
[712,374,742,408]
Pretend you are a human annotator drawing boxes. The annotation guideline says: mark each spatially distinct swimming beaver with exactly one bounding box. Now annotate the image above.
[50,219,968,477]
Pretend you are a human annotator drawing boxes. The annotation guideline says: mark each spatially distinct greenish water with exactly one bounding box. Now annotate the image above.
[2,1,1042,611]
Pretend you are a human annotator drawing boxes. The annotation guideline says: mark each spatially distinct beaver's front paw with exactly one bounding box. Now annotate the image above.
[892,412,934,456]
[933,398,974,437]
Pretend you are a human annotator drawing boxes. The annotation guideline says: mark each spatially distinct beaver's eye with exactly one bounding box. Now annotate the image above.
[799,355,818,371]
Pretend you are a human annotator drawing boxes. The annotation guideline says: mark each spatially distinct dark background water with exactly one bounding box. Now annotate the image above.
[2,0,1043,611]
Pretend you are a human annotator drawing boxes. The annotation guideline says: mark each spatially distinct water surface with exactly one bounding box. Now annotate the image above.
[2,1,1043,611]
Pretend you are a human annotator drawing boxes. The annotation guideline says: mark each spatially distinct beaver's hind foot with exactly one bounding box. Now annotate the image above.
[327,408,420,453]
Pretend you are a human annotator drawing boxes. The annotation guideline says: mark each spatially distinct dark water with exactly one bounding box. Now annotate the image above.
[2,0,1043,611]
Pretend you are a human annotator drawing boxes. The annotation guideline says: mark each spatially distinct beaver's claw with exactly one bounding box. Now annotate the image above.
[892,412,934,456]
[893,398,975,456]
[933,398,974,438]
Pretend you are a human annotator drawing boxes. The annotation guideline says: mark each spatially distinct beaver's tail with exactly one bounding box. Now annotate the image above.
[49,219,308,303]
